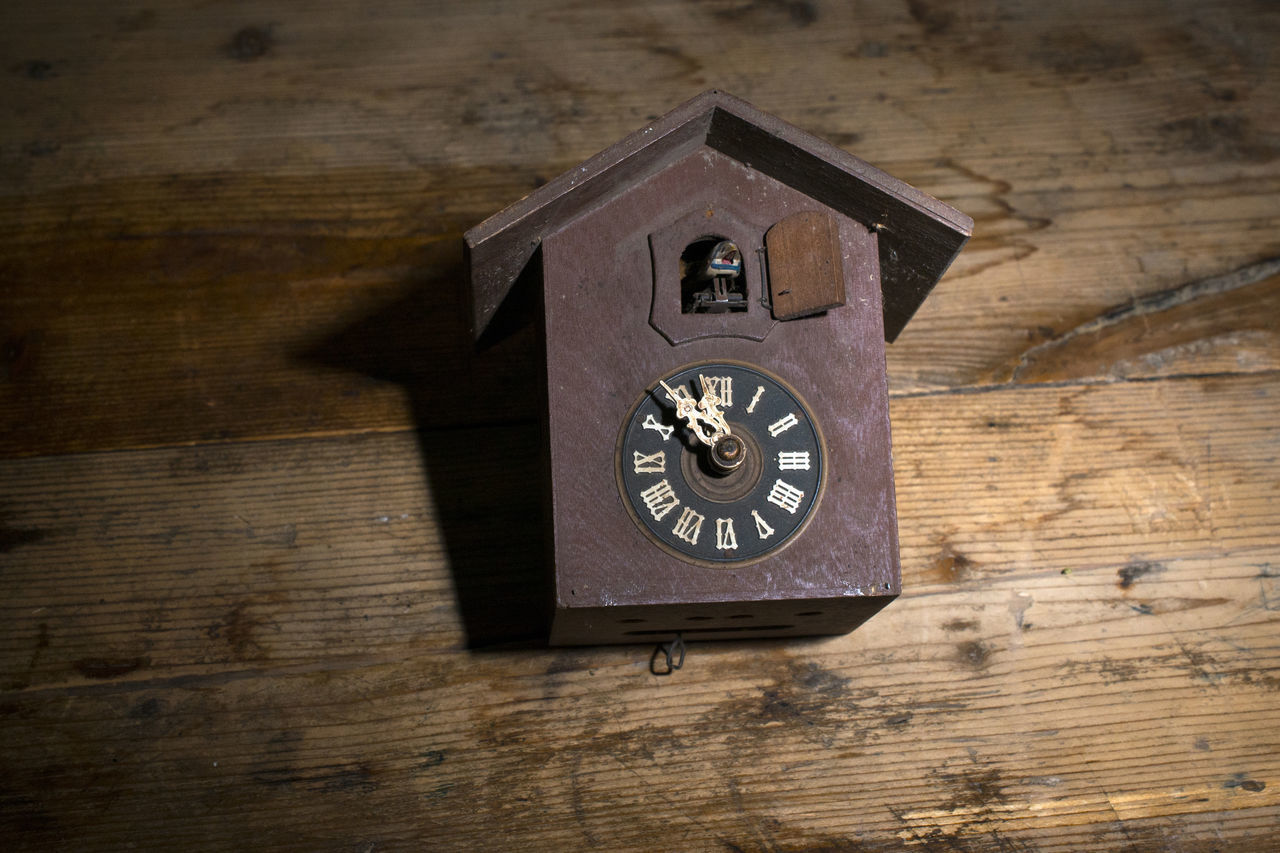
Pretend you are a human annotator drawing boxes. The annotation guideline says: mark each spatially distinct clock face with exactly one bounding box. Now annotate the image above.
[616,361,824,565]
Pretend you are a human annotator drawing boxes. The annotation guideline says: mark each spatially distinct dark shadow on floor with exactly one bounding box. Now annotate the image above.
[302,247,551,649]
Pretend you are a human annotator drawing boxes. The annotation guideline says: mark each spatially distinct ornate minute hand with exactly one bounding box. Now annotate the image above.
[659,379,730,447]
[696,375,731,434]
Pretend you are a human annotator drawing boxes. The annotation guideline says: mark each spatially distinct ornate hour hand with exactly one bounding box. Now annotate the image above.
[659,379,731,447]
[695,374,745,473]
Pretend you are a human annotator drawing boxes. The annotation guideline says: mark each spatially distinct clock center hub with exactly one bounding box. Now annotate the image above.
[681,422,763,503]
[710,434,746,473]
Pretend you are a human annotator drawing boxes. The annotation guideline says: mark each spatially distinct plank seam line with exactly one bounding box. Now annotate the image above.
[3,652,441,699]
[0,420,539,463]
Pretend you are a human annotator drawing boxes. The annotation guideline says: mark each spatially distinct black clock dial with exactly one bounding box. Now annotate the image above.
[617,361,824,565]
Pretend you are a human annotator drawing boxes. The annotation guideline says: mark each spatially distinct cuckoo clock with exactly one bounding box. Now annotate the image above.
[465,91,971,646]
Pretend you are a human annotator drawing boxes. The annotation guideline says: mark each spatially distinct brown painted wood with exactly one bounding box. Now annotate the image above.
[465,89,971,343]
[766,210,848,320]
[538,153,893,644]
[2,0,1279,849]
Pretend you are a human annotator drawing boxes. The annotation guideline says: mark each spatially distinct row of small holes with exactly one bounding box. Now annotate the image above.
[582,583,890,601]
[617,610,824,625]
[624,625,795,636]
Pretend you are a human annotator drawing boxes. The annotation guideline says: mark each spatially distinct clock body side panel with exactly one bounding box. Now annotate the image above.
[538,147,900,645]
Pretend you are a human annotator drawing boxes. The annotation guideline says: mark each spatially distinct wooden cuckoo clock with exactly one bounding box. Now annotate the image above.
[465,91,971,645]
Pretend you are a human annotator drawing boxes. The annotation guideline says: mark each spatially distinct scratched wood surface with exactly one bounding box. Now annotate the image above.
[1,0,1278,850]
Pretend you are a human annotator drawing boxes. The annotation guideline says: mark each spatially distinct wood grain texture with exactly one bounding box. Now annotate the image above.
[2,0,1278,849]
[1,375,1277,849]
[3,0,1278,454]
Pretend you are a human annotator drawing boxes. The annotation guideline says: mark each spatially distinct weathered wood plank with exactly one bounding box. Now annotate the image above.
[2,373,1276,849]
[0,219,540,456]
[991,259,1280,384]
[3,0,1278,455]
[3,0,1279,849]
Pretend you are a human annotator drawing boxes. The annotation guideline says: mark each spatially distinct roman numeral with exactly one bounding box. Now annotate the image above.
[632,450,666,474]
[751,509,775,539]
[768,413,798,437]
[766,479,805,514]
[671,507,705,545]
[642,414,674,441]
[746,385,764,414]
[777,451,810,471]
[715,518,738,550]
[640,479,680,521]
[702,375,732,407]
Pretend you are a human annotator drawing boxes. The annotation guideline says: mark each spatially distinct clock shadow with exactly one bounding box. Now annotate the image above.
[302,248,553,650]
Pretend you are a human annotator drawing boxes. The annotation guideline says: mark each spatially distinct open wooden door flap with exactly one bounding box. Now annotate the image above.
[765,210,847,320]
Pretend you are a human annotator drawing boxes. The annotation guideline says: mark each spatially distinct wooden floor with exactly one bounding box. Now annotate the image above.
[2,1,1278,849]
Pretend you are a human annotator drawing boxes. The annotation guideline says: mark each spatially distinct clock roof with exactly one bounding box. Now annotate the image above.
[465,89,972,343]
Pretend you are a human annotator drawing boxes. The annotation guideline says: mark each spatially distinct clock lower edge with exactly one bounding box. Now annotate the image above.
[548,594,897,646]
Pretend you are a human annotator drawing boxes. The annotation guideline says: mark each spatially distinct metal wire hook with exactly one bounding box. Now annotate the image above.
[650,633,686,676]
